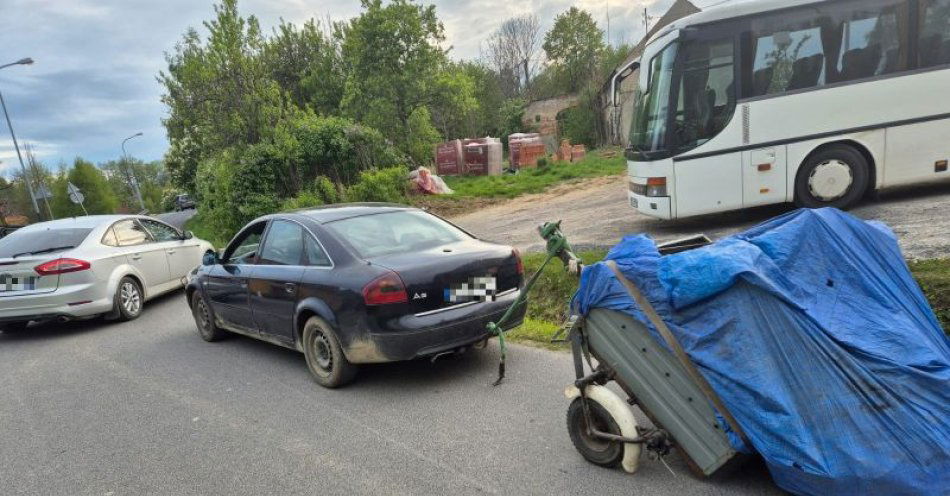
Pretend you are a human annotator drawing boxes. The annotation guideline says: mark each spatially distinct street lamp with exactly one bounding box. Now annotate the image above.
[0,57,40,218]
[121,132,146,212]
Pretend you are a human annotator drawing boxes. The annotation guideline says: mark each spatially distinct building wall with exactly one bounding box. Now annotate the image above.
[522,94,580,150]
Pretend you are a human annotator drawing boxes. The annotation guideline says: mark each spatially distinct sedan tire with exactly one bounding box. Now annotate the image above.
[114,277,143,321]
[302,316,357,388]
[192,292,226,342]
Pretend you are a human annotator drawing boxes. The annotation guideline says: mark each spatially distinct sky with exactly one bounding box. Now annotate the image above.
[0,0,680,173]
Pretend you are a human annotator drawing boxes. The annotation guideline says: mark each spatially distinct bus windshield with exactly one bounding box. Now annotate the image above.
[628,35,737,161]
[629,41,678,159]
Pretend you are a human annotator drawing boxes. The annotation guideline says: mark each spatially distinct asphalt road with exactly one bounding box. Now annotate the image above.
[450,176,950,260]
[0,292,783,495]
[156,208,197,231]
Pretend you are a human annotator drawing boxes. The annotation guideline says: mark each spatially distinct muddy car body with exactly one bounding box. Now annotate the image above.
[185,203,525,387]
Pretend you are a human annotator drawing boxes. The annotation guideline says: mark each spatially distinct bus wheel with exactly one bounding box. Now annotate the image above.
[795,144,869,210]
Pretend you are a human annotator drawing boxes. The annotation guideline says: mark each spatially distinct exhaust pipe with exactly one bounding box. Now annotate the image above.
[430,346,468,363]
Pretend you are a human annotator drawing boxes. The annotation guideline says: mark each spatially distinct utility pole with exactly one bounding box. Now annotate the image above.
[606,0,611,48]
[0,57,40,219]
[121,132,146,212]
[643,8,655,36]
[25,144,53,220]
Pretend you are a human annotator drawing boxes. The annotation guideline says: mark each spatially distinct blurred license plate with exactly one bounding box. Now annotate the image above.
[445,276,497,303]
[0,274,39,291]
[630,197,639,208]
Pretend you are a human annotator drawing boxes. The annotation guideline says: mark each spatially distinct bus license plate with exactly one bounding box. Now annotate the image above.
[630,197,638,208]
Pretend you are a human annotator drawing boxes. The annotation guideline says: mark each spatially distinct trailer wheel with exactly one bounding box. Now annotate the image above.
[566,397,624,468]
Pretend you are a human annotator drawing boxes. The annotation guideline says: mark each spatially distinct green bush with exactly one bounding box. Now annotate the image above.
[193,115,408,241]
[161,190,181,212]
[558,103,599,148]
[346,166,409,203]
[280,176,343,211]
[288,114,404,187]
[405,107,441,166]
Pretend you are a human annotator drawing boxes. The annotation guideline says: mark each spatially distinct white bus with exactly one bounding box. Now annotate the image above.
[614,0,950,219]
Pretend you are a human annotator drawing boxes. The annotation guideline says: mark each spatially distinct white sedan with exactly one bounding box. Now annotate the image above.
[0,215,214,331]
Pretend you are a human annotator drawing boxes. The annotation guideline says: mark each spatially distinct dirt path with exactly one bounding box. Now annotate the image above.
[449,175,950,260]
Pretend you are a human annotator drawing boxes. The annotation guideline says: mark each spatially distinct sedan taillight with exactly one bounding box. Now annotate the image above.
[362,271,408,305]
[512,248,524,275]
[35,258,91,275]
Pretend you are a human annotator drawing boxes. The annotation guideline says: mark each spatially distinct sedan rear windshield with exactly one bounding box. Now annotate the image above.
[325,211,470,258]
[0,228,93,258]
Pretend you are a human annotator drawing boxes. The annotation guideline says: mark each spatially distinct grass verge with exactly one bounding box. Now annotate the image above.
[908,259,950,331]
[509,253,950,350]
[442,150,624,199]
[415,149,624,217]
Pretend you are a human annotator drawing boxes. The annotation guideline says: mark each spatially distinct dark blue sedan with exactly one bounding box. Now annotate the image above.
[185,203,525,387]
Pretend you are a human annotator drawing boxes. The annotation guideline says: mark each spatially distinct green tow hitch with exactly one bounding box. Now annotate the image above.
[487,221,583,386]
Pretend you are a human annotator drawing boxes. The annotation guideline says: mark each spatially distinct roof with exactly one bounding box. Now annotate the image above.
[18,215,131,231]
[648,0,826,44]
[293,203,414,224]
[607,0,701,88]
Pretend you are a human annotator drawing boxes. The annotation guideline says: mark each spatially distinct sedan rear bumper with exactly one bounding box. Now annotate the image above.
[0,283,113,323]
[347,290,526,363]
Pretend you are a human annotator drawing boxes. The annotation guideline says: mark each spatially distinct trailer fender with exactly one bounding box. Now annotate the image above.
[565,384,641,473]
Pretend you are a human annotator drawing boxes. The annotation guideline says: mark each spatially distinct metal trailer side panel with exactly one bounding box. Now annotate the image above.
[585,308,737,475]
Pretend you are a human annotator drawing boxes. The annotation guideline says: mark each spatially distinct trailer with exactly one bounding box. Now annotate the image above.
[486,223,741,476]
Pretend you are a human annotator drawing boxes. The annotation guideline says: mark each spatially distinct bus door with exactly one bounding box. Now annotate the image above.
[742,146,787,207]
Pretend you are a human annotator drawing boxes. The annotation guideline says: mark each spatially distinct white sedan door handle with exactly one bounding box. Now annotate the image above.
[131,253,142,261]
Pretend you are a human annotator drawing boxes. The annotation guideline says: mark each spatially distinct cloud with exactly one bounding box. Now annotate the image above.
[0,0,676,172]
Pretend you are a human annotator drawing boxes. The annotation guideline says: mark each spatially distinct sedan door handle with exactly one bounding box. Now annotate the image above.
[131,254,142,261]
[284,282,297,294]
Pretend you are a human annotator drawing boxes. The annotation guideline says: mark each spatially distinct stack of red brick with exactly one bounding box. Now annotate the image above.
[435,138,503,176]
[557,139,586,163]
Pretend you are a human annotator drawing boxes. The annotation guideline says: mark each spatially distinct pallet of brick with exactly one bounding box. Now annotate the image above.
[571,144,586,162]
[435,140,464,176]
[518,142,547,169]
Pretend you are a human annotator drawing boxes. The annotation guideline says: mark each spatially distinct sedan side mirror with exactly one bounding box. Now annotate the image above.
[202,251,219,266]
[183,230,195,240]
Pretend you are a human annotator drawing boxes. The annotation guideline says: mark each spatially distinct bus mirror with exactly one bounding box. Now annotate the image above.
[612,60,640,108]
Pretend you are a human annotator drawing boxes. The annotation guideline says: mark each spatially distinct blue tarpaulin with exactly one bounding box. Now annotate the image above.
[572,208,950,495]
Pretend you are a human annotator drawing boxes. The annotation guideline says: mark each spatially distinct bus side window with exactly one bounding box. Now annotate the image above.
[742,0,912,98]
[833,1,908,82]
[919,0,950,68]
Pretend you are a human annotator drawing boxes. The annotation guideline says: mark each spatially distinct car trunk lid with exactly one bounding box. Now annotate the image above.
[368,240,521,314]
[0,257,60,297]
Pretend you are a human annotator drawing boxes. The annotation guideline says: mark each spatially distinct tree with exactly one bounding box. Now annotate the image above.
[485,14,541,96]
[50,159,118,217]
[159,0,290,191]
[263,17,346,114]
[339,0,462,161]
[542,7,606,93]
[102,159,169,213]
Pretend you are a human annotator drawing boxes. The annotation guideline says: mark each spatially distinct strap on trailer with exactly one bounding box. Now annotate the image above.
[605,260,750,445]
